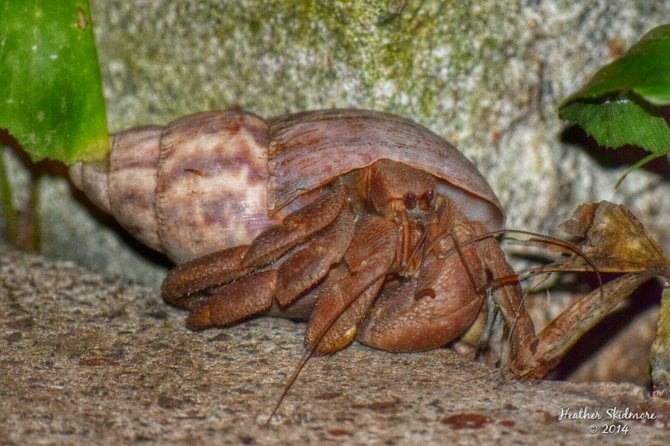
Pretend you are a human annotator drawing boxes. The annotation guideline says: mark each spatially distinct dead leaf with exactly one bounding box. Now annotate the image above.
[552,201,670,275]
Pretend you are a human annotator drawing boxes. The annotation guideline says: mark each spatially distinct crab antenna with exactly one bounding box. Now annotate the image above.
[266,342,319,423]
[266,271,388,423]
[450,230,486,299]
[443,228,604,291]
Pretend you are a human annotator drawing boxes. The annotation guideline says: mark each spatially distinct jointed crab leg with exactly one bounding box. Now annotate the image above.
[273,204,356,307]
[503,201,670,379]
[510,272,657,379]
[469,225,536,364]
[357,217,481,351]
[185,204,356,329]
[305,214,399,354]
[162,180,346,306]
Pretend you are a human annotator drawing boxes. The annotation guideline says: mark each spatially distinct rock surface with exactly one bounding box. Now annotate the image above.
[2,246,669,445]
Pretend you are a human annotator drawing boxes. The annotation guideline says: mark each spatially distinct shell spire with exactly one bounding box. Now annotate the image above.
[70,111,276,263]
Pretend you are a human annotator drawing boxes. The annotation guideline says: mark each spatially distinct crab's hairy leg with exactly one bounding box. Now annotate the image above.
[162,179,346,305]
[162,245,252,308]
[509,272,655,379]
[274,203,355,306]
[309,271,386,355]
[264,273,386,424]
[304,215,399,354]
[243,179,346,267]
[181,203,356,329]
[356,219,489,352]
[186,270,277,329]
[472,223,536,363]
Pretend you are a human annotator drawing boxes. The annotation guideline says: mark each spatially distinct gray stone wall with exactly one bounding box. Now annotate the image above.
[2,1,669,285]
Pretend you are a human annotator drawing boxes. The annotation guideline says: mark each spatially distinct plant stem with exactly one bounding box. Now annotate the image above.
[0,147,18,243]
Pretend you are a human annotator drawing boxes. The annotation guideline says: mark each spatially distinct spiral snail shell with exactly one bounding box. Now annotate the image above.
[69,109,504,264]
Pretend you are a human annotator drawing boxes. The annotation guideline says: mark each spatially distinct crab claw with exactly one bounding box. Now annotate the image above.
[356,228,486,352]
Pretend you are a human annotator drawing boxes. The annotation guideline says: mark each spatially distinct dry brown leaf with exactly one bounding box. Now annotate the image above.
[537,201,670,276]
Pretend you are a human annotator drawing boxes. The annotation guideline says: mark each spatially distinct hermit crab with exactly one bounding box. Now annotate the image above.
[69,108,663,385]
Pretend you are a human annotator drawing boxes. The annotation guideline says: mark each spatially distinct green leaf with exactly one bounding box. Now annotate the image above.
[561,25,670,106]
[0,1,108,164]
[559,25,670,180]
[560,92,670,152]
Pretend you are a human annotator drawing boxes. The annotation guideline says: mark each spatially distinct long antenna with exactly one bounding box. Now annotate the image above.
[445,228,604,290]
[266,274,386,423]
[266,342,320,423]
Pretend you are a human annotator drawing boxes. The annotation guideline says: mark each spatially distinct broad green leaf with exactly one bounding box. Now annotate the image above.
[559,25,670,177]
[560,93,670,152]
[562,25,670,106]
[0,1,108,164]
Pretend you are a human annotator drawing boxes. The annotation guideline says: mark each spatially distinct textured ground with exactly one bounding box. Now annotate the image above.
[1,246,669,445]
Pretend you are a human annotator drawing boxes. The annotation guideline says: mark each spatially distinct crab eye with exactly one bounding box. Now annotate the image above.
[404,193,417,210]
[419,190,434,210]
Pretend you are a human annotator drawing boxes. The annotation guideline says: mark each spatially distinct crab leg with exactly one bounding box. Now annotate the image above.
[504,202,670,378]
[162,179,346,305]
[509,271,656,379]
[273,204,356,307]
[183,202,356,329]
[356,221,486,352]
[354,211,537,358]
[469,221,536,363]
[304,214,399,354]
